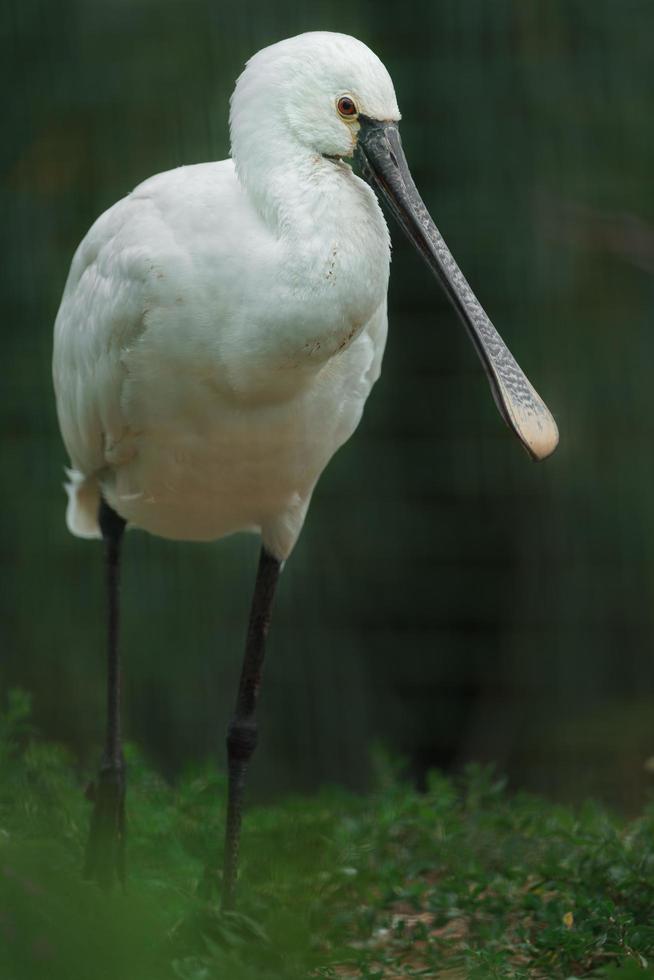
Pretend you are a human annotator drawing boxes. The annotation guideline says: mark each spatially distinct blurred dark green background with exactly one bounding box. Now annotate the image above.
[2,0,653,811]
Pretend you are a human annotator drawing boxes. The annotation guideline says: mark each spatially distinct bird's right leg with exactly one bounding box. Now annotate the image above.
[84,498,127,890]
[221,546,282,911]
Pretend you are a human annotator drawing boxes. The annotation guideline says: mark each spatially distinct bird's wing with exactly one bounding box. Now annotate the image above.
[52,161,243,537]
[53,196,154,480]
[53,161,243,484]
[52,168,202,538]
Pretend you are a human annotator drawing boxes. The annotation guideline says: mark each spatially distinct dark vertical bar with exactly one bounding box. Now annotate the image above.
[84,499,127,889]
[104,520,123,765]
[222,546,281,911]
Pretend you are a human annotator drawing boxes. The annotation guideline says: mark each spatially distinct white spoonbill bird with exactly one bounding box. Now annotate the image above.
[52,31,558,908]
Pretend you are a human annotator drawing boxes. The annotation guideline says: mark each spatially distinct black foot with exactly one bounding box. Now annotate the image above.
[84,754,126,890]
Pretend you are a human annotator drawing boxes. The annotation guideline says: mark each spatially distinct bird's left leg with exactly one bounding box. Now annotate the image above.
[84,498,128,890]
[221,546,282,911]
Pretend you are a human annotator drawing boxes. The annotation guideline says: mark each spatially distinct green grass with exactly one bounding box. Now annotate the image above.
[1,690,654,980]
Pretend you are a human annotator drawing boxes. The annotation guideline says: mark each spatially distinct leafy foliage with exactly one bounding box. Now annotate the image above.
[1,693,653,979]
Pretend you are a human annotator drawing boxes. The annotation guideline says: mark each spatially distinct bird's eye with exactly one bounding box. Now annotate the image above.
[337,96,358,118]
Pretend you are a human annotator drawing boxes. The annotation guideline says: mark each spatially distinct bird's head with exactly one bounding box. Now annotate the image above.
[231,31,400,162]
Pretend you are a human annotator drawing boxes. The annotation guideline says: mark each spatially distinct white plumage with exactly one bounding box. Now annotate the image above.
[53,32,399,558]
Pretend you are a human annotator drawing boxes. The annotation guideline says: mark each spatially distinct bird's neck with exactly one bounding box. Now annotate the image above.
[234,138,344,231]
[229,121,390,389]
[231,104,375,228]
[236,130,388,292]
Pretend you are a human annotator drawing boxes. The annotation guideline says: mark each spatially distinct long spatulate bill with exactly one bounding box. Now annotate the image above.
[356,116,559,461]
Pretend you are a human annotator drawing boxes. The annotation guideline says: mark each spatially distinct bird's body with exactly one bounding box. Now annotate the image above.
[54,37,393,558]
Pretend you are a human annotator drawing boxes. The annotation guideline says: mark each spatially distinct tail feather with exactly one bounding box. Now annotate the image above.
[64,468,102,539]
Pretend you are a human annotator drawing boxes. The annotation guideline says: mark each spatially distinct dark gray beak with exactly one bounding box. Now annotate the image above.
[355,116,558,461]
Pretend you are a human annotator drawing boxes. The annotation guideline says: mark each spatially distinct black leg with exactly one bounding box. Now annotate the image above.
[221,546,282,911]
[84,498,127,890]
